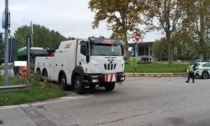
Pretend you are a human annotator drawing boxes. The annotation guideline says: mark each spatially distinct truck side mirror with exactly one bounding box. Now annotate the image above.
[81,41,87,47]
[80,41,88,56]
[121,45,124,56]
[86,54,90,63]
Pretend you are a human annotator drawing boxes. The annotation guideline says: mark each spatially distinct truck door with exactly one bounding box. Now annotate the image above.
[77,40,90,73]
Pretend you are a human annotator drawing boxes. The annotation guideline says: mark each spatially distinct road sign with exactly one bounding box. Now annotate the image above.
[135,32,141,42]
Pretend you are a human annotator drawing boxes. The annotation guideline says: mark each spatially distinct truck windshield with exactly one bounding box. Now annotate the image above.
[90,43,123,56]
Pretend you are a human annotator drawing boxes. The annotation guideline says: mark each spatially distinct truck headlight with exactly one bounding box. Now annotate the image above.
[91,76,99,83]
[92,79,99,83]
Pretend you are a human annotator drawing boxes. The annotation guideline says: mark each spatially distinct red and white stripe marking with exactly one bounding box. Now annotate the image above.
[105,74,117,82]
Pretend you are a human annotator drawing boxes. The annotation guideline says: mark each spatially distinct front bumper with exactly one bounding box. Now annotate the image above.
[84,72,125,85]
[194,70,202,76]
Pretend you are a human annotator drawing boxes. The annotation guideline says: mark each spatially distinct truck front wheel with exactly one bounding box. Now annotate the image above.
[104,82,115,91]
[74,76,84,94]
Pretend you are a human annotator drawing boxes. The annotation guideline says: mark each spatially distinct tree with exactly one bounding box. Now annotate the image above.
[151,38,168,61]
[14,24,67,49]
[143,0,185,67]
[171,27,196,60]
[89,0,144,67]
[14,26,30,48]
[183,0,210,60]
[152,32,196,62]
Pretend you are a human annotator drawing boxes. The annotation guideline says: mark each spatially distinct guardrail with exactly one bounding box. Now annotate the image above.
[0,84,31,93]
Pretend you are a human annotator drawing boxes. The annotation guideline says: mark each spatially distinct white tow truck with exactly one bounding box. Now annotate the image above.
[34,37,125,94]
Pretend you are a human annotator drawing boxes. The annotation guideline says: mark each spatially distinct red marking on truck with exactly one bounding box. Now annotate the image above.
[64,44,71,48]
[105,74,117,82]
[102,39,115,44]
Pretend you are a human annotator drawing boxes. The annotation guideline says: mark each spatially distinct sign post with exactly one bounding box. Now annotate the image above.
[134,32,141,71]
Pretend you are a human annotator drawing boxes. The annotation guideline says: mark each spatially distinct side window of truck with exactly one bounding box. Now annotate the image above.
[80,41,88,56]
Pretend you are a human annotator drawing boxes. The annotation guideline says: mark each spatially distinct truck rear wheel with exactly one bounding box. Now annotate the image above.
[60,74,69,90]
[74,76,84,94]
[104,82,115,91]
[36,69,42,81]
[42,70,48,82]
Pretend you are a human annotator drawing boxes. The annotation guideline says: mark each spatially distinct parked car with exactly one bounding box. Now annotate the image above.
[194,62,210,79]
[190,59,206,64]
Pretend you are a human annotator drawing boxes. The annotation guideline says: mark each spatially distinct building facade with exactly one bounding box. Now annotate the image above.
[129,41,153,62]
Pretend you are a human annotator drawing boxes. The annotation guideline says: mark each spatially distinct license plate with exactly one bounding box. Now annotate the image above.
[105,74,117,82]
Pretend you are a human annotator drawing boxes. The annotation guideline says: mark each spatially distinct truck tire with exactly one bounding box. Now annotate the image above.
[74,76,84,94]
[202,72,209,79]
[36,69,42,81]
[60,74,69,90]
[104,82,115,91]
[42,70,48,82]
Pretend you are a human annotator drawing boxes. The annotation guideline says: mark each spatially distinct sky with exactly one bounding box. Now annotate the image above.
[1,0,162,42]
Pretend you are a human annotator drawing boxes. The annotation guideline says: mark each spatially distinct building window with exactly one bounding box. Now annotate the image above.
[138,47,144,55]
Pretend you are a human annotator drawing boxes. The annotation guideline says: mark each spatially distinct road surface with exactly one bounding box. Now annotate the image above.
[1,77,210,126]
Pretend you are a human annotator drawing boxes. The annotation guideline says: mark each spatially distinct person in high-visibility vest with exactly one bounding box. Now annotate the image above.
[186,63,196,83]
[22,66,28,77]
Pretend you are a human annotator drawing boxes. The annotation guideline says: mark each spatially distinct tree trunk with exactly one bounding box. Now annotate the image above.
[167,32,173,67]
[125,43,131,68]
[199,38,204,60]
[199,11,205,59]
[122,32,131,68]
[168,43,173,67]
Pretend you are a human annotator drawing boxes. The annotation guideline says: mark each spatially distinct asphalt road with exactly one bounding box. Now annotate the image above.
[1,77,210,126]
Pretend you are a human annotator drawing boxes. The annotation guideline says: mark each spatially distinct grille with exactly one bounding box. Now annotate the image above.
[104,64,116,70]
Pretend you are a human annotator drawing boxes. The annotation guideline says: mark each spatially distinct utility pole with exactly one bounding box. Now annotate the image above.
[3,0,9,86]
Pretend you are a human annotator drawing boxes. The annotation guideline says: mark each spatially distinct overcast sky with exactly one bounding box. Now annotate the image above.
[1,0,162,42]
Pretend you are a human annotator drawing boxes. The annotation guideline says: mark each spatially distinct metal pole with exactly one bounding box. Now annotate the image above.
[27,35,31,80]
[4,0,9,86]
[9,35,12,76]
[31,21,33,46]
[135,43,137,71]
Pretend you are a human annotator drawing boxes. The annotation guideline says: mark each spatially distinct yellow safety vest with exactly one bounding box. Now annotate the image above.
[188,65,194,72]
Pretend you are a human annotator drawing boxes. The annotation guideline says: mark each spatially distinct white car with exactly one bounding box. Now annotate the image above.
[194,62,210,79]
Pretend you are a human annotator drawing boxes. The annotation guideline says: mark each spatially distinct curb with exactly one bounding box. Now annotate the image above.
[125,73,187,77]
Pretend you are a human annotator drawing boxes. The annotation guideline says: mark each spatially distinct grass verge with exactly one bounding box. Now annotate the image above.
[125,63,188,73]
[0,76,66,106]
